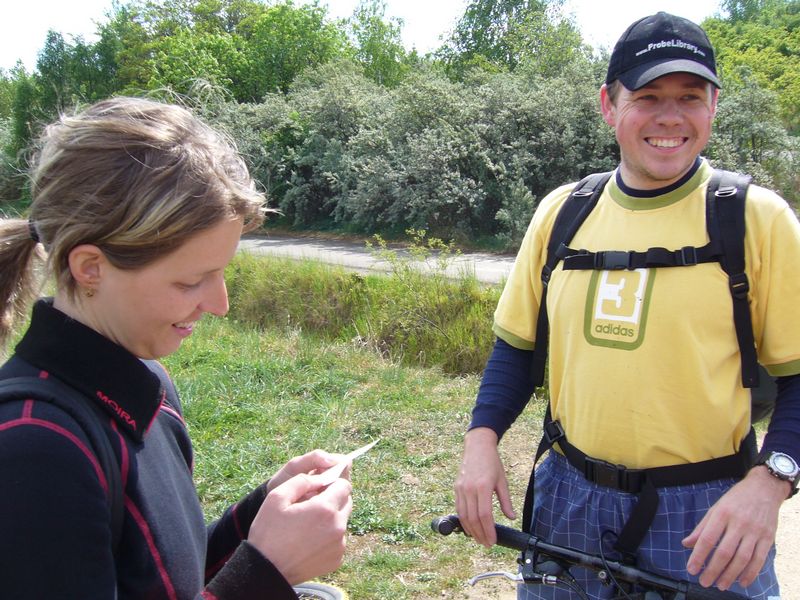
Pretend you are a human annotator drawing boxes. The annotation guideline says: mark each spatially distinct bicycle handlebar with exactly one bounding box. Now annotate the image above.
[431,515,750,600]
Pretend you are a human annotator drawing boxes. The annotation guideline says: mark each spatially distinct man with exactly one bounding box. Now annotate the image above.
[455,12,800,599]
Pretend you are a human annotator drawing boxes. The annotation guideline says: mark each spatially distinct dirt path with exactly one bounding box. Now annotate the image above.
[776,502,799,599]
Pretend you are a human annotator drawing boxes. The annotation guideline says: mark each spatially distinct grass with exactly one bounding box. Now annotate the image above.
[226,231,501,375]
[162,315,544,599]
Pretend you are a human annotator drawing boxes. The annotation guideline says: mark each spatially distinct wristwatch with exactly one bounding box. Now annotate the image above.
[755,450,800,498]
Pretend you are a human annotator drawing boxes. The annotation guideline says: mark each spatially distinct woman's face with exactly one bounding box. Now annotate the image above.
[81,217,243,359]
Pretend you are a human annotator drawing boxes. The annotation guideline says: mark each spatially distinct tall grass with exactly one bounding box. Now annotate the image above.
[226,231,502,375]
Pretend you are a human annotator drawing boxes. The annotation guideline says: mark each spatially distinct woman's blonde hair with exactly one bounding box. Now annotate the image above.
[0,96,266,349]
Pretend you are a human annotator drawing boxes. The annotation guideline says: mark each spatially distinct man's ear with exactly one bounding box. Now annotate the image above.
[600,84,616,127]
[68,244,106,289]
[710,86,720,118]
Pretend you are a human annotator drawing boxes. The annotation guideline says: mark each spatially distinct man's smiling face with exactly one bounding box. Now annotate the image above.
[601,72,718,190]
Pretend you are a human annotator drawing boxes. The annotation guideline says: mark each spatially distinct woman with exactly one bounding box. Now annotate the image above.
[0,97,352,598]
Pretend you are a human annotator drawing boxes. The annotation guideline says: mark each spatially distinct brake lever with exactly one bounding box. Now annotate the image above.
[469,571,523,586]
[469,570,559,586]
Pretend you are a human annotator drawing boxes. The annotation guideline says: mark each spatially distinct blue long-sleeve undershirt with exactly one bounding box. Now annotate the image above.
[469,337,800,460]
[469,338,536,440]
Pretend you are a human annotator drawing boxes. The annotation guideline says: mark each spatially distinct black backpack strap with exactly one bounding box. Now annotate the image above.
[523,407,757,553]
[706,169,758,388]
[522,403,564,533]
[585,427,756,561]
[531,171,613,387]
[558,241,723,271]
[0,377,124,556]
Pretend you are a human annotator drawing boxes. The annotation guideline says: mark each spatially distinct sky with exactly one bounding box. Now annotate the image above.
[1,0,725,73]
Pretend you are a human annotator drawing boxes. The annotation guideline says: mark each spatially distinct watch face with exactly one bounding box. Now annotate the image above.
[770,453,799,477]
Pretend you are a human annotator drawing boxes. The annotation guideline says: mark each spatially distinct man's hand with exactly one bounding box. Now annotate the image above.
[454,427,516,547]
[683,466,788,590]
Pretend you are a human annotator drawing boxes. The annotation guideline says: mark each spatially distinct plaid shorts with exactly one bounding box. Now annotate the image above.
[517,451,781,600]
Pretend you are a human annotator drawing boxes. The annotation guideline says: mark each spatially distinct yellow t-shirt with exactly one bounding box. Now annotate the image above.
[494,160,800,469]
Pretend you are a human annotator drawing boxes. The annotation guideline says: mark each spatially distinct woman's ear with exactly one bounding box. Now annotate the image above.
[67,244,105,289]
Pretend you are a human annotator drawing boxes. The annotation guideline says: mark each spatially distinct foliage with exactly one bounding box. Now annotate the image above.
[0,0,797,233]
[237,2,349,97]
[256,57,615,247]
[510,6,587,78]
[704,0,800,133]
[347,0,409,87]
[0,117,23,203]
[196,90,299,206]
[277,60,387,227]
[722,0,785,22]
[344,71,488,237]
[145,28,245,96]
[0,70,15,119]
[440,0,584,76]
[227,231,500,375]
[707,71,799,201]
[5,67,38,200]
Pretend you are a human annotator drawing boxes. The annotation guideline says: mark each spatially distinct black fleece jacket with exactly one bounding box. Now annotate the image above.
[0,299,297,599]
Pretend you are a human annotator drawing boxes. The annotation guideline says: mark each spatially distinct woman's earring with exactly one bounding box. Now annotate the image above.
[85,288,95,298]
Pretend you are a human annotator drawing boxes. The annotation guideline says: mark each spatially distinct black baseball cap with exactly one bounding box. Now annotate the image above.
[606,12,720,90]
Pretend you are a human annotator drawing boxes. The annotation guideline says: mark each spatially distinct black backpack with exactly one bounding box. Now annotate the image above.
[521,168,774,557]
[0,376,124,555]
[530,168,776,420]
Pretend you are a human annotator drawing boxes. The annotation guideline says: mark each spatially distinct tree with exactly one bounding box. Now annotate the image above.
[240,2,349,96]
[721,0,779,21]
[279,59,385,226]
[7,66,37,162]
[67,37,119,102]
[347,0,408,86]
[183,0,267,33]
[704,0,800,132]
[35,31,72,116]
[707,70,798,203]
[0,69,15,119]
[146,28,245,95]
[509,5,586,78]
[95,0,268,95]
[441,0,580,74]
[95,3,153,92]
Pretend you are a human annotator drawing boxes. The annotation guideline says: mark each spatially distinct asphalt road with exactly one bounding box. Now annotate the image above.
[238,233,516,285]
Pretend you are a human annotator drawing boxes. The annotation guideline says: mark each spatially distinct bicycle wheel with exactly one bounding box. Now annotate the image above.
[292,581,348,600]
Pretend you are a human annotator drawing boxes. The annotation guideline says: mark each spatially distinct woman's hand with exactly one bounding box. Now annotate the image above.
[267,450,349,494]
[249,473,353,585]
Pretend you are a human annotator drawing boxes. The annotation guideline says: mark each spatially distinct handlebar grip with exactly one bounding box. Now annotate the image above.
[430,516,531,551]
[430,515,461,536]
[494,523,533,552]
[685,583,750,600]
